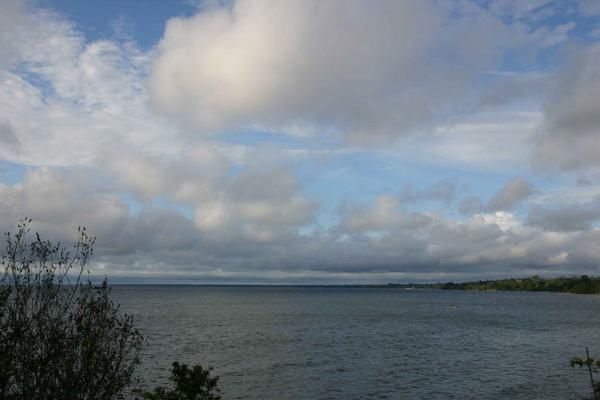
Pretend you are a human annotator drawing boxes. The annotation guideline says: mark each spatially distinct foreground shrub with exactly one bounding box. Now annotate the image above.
[0,219,144,400]
[571,347,600,400]
[137,362,221,400]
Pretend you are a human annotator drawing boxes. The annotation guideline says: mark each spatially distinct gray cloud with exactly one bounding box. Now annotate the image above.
[458,196,483,215]
[479,72,549,109]
[399,181,455,204]
[0,167,129,246]
[533,44,600,170]
[104,145,229,203]
[580,0,600,16]
[339,195,404,233]
[456,177,535,216]
[0,121,20,150]
[330,197,600,278]
[486,177,534,211]
[527,196,600,231]
[192,167,317,243]
[0,0,30,67]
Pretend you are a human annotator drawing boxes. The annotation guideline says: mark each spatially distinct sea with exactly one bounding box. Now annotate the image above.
[111,286,600,399]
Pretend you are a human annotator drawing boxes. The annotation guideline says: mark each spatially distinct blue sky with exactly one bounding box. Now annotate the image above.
[1,0,600,283]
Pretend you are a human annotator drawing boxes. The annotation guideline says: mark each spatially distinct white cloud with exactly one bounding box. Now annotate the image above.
[0,6,181,167]
[149,0,523,141]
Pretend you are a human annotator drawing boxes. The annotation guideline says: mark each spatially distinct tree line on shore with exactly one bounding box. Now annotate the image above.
[389,275,600,294]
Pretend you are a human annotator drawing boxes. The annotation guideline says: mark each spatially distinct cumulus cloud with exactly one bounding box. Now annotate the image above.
[533,44,600,170]
[149,0,522,141]
[193,167,316,243]
[330,195,600,278]
[0,167,129,245]
[104,144,229,202]
[102,144,316,244]
[0,164,314,266]
[2,165,600,282]
[109,148,314,249]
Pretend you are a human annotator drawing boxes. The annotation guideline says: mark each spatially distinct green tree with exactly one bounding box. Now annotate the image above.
[0,219,144,400]
[137,362,221,400]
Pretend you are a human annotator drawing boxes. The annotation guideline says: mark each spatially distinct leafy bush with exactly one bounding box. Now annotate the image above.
[571,347,600,400]
[137,362,221,400]
[0,219,144,400]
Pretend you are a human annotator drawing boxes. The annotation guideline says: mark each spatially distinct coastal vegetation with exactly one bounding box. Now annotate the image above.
[392,275,600,294]
[137,362,221,400]
[0,219,144,399]
[0,220,219,399]
[571,347,600,400]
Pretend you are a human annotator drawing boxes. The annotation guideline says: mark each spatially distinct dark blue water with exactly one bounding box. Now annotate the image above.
[112,286,600,399]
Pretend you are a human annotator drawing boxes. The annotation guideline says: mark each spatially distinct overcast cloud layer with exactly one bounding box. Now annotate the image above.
[0,0,599,283]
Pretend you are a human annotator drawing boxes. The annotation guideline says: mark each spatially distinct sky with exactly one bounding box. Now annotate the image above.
[1,0,600,284]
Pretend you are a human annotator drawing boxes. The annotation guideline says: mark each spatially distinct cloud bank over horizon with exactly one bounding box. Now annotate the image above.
[0,0,599,283]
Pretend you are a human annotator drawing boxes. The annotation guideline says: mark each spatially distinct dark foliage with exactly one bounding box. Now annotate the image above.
[0,219,144,400]
[137,362,221,400]
[571,348,600,400]
[393,275,600,294]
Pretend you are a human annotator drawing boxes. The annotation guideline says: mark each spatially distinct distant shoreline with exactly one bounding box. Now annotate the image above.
[109,275,600,294]
[387,275,600,295]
